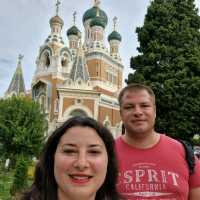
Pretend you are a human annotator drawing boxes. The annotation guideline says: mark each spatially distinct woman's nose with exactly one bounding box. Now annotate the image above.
[73,152,89,170]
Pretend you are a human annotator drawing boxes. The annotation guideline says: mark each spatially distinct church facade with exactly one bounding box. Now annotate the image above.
[6,1,124,137]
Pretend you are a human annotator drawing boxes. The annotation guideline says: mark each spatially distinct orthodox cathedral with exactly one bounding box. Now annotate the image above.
[5,0,124,137]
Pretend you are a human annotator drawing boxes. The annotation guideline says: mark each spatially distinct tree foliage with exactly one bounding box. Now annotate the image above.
[127,0,200,140]
[0,96,47,161]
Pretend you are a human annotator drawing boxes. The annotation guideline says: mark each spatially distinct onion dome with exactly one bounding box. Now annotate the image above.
[83,6,108,26]
[90,16,106,28]
[67,25,81,36]
[108,30,122,42]
[49,15,64,26]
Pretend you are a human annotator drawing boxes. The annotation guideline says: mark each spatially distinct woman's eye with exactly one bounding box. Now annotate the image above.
[89,150,101,154]
[63,149,77,154]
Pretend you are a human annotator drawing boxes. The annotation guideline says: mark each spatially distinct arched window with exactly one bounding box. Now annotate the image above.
[45,54,50,67]
[39,94,46,112]
[41,51,50,68]
[61,53,68,67]
[70,109,87,117]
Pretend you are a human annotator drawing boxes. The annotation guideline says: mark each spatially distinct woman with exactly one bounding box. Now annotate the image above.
[22,116,121,200]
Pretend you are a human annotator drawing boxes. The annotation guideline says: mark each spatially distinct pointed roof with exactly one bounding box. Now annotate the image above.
[69,45,89,82]
[5,55,26,96]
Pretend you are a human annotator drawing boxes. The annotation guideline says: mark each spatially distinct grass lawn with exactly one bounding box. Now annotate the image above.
[0,165,34,200]
[0,168,14,200]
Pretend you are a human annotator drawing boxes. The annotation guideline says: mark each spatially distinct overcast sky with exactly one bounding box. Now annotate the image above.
[0,0,200,97]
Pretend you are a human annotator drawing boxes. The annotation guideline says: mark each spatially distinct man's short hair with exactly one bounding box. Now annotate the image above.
[118,83,156,107]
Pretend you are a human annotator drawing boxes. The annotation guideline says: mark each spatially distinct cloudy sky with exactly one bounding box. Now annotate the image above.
[0,0,200,97]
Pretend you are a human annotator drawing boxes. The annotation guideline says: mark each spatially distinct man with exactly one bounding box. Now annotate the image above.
[115,83,200,200]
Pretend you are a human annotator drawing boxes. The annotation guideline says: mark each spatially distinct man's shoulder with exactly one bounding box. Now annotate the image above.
[160,133,183,148]
[161,134,196,174]
[114,135,130,152]
[115,135,123,146]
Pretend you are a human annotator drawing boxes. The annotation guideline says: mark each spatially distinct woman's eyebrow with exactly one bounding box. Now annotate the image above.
[61,143,76,147]
[88,144,104,148]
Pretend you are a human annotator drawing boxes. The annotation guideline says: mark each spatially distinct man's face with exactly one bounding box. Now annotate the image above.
[120,89,156,137]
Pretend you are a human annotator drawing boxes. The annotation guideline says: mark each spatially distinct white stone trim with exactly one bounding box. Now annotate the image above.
[91,80,118,92]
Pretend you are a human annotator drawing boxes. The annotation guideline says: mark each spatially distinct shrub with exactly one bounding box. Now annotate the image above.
[10,155,29,195]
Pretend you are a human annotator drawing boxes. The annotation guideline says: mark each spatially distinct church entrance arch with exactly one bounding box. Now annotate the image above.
[70,109,87,117]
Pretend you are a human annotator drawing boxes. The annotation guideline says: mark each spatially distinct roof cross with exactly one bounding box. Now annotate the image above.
[18,54,24,63]
[55,0,61,15]
[94,0,100,7]
[73,11,77,25]
[113,16,117,30]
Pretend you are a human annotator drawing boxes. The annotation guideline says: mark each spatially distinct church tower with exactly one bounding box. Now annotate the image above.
[67,12,81,57]
[108,17,122,60]
[5,54,26,98]
[32,0,73,122]
[32,0,124,136]
[83,0,108,50]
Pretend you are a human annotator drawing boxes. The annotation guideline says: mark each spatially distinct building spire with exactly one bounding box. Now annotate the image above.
[55,0,61,16]
[70,44,89,83]
[5,54,26,97]
[113,16,117,31]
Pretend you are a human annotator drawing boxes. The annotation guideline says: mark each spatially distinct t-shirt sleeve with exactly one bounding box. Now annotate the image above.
[189,157,200,188]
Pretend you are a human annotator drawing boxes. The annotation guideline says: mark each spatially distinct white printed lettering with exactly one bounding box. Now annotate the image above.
[135,169,145,182]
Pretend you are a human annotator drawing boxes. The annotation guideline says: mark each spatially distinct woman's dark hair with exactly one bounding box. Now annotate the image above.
[22,116,121,200]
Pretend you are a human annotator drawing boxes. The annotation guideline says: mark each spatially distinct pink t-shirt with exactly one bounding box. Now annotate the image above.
[115,134,200,200]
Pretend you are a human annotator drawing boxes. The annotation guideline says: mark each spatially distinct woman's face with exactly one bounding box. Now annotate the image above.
[54,126,108,200]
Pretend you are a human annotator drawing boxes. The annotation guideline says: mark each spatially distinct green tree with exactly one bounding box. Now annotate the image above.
[127,0,200,140]
[0,96,47,162]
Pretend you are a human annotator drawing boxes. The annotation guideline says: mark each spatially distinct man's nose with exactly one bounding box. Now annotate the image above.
[73,152,89,170]
[133,105,143,115]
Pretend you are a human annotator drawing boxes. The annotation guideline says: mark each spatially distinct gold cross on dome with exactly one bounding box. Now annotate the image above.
[113,16,117,30]
[94,0,100,7]
[55,0,61,15]
[18,54,24,62]
[73,11,77,25]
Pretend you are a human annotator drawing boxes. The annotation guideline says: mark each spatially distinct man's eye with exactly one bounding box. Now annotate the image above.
[123,106,132,109]
[142,104,150,107]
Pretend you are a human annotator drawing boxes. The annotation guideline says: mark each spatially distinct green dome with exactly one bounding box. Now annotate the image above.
[67,25,80,36]
[90,16,106,28]
[82,6,108,26]
[108,31,122,42]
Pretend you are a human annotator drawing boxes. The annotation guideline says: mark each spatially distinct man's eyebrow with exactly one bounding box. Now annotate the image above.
[140,101,151,104]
